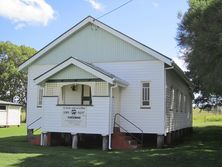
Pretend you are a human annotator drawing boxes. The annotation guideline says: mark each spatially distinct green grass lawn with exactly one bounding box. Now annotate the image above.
[193,109,222,127]
[0,111,222,167]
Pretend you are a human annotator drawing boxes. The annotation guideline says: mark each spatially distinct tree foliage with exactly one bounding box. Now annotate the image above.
[0,41,36,105]
[177,0,222,96]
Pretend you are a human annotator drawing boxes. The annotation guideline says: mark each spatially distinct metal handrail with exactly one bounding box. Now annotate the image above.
[27,117,42,129]
[34,127,41,133]
[114,113,144,147]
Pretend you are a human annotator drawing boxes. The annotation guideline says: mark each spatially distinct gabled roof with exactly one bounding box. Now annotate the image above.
[19,16,172,71]
[34,57,128,87]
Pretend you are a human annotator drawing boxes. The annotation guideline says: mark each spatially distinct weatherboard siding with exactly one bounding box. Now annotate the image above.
[0,105,21,126]
[33,23,156,66]
[7,105,21,126]
[25,18,192,135]
[27,65,54,129]
[42,96,110,135]
[49,64,97,80]
[165,70,192,133]
[95,60,165,134]
[0,110,7,126]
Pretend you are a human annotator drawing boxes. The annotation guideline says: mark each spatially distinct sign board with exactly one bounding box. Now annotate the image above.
[62,106,87,127]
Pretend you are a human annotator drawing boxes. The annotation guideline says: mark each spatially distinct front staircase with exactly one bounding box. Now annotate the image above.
[112,127,141,149]
[112,114,143,150]
[30,135,41,145]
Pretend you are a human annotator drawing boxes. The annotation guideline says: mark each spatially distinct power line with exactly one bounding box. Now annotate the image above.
[96,0,134,20]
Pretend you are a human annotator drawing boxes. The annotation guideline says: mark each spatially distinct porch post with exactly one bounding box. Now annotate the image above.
[102,135,108,151]
[71,133,78,149]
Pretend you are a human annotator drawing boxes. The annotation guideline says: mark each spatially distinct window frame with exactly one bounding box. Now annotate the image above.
[174,89,177,112]
[184,95,187,112]
[140,81,151,109]
[37,86,44,107]
[178,91,182,112]
[170,87,175,111]
[180,92,183,112]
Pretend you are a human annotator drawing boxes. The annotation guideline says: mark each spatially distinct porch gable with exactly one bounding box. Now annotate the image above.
[49,64,97,80]
[34,57,128,87]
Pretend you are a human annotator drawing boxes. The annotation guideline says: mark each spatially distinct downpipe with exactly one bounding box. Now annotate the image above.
[108,83,118,150]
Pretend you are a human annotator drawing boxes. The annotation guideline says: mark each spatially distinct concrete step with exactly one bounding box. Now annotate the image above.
[30,135,41,145]
[112,132,140,150]
[128,139,137,145]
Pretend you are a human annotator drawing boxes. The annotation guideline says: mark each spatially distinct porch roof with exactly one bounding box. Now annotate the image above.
[34,57,128,87]
[0,100,22,106]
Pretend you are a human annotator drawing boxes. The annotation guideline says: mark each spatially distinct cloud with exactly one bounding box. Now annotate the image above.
[0,0,55,29]
[152,2,159,8]
[86,0,103,11]
[173,56,187,71]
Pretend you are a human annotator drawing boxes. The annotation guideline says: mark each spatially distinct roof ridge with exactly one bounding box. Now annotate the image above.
[19,16,172,71]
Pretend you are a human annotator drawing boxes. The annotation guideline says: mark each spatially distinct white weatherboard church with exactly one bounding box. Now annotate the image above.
[19,16,193,150]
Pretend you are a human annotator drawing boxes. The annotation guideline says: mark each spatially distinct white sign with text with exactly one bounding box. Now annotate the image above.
[62,106,87,127]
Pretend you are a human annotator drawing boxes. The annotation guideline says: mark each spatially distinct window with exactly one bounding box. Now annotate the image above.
[184,95,187,112]
[178,91,182,112]
[37,86,44,106]
[81,85,92,105]
[175,89,179,112]
[0,105,6,110]
[170,87,175,111]
[181,93,183,112]
[141,82,150,107]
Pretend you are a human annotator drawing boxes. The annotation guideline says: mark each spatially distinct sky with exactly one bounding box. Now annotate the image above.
[0,0,189,70]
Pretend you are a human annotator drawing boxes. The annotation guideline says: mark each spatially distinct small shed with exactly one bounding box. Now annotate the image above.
[0,100,21,127]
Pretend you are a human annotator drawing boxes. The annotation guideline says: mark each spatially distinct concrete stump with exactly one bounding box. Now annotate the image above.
[166,132,172,145]
[102,135,108,151]
[72,134,78,149]
[157,134,164,148]
[41,132,48,146]
[27,129,34,141]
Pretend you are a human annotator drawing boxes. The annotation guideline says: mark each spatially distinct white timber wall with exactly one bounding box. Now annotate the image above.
[33,24,156,65]
[0,105,21,126]
[0,108,7,126]
[42,96,110,135]
[165,70,192,133]
[7,105,21,125]
[26,22,167,134]
[27,65,54,129]
[112,87,121,129]
[96,60,165,134]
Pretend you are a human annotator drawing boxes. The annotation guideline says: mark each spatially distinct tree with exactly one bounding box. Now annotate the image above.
[0,41,36,105]
[177,0,222,97]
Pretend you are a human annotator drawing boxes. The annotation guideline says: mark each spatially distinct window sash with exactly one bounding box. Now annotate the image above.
[37,86,44,106]
[141,82,150,107]
[184,95,187,112]
[170,87,175,111]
